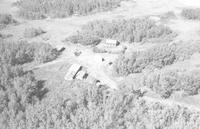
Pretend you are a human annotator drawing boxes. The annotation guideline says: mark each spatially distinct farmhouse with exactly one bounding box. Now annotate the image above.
[95,39,126,54]
[101,39,120,47]
[64,64,82,81]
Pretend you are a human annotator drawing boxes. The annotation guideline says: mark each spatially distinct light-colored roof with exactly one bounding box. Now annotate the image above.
[64,64,82,80]
[76,70,87,80]
[105,39,119,44]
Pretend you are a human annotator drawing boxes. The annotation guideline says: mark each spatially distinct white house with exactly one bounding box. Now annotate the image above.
[102,39,120,47]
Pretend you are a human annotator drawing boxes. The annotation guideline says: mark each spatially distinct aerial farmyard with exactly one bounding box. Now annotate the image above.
[1,0,200,128]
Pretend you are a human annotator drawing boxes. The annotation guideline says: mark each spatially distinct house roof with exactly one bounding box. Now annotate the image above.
[76,70,87,80]
[105,39,119,44]
[64,64,82,80]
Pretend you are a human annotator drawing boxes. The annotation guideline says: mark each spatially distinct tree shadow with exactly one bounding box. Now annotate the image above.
[36,80,49,101]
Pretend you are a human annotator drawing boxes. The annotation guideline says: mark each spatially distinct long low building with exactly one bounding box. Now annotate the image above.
[64,64,82,81]
[95,39,126,54]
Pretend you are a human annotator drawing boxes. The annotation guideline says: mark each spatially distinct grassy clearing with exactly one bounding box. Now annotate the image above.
[67,18,176,45]
[16,0,124,19]
[24,27,46,38]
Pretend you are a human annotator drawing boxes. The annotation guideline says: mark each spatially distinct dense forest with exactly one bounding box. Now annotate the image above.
[67,18,176,45]
[1,70,200,129]
[16,0,124,19]
[114,41,200,76]
[181,8,200,20]
[0,40,60,129]
[114,41,200,98]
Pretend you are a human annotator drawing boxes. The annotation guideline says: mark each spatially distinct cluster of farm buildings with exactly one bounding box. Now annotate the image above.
[65,39,125,86]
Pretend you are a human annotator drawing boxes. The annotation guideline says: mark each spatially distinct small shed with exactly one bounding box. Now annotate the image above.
[64,64,82,81]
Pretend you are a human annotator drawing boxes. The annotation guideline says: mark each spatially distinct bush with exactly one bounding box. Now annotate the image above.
[0,14,17,29]
[0,40,59,65]
[0,41,35,65]
[114,44,176,76]
[67,33,101,46]
[181,8,200,20]
[0,14,17,25]
[16,0,124,19]
[0,40,48,129]
[175,41,200,61]
[160,11,176,20]
[114,41,200,76]
[34,43,59,63]
[68,18,176,45]
[93,46,107,53]
[24,27,46,38]
[144,68,200,98]
[0,33,13,39]
[5,80,200,129]
[0,66,47,129]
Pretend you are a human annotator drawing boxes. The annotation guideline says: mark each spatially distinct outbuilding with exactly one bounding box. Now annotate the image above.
[64,64,82,81]
[76,70,87,80]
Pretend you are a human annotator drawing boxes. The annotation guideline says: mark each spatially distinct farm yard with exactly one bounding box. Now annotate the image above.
[2,0,200,128]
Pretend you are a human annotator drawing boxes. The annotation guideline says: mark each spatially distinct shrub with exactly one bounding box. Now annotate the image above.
[0,41,35,65]
[6,79,200,129]
[0,14,17,29]
[0,40,59,65]
[114,44,176,76]
[175,41,200,61]
[93,46,107,53]
[68,18,176,45]
[67,33,101,46]
[0,14,17,25]
[0,33,13,39]
[160,11,176,20]
[33,43,59,63]
[0,66,47,129]
[24,27,46,38]
[16,0,124,19]
[114,41,200,76]
[144,68,200,98]
[181,8,200,20]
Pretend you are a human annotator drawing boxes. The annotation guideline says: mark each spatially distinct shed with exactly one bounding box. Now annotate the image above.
[64,64,82,81]
[76,70,87,80]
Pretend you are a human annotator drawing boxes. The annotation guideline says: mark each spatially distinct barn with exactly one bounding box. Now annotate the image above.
[64,64,82,81]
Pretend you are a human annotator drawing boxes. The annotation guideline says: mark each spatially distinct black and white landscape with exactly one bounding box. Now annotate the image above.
[1,0,200,128]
